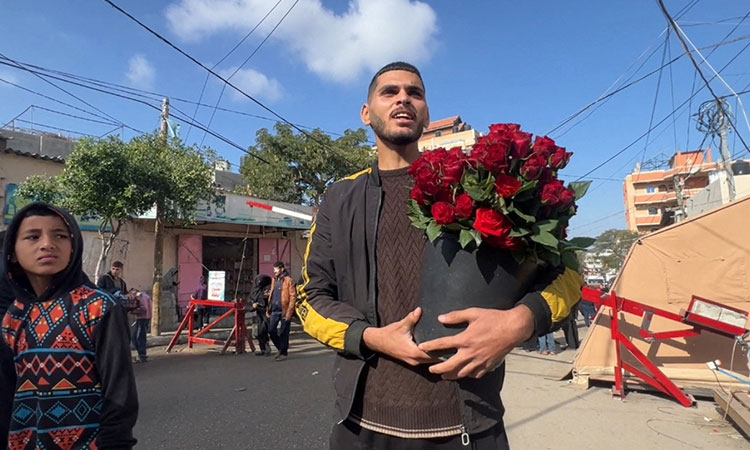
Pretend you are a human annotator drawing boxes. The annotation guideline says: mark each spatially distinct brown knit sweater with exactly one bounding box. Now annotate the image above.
[349,167,462,438]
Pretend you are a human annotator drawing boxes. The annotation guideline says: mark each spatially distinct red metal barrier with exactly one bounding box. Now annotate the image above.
[581,287,748,407]
[166,298,255,355]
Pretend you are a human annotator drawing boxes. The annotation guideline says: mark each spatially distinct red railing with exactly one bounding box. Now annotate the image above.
[166,298,255,355]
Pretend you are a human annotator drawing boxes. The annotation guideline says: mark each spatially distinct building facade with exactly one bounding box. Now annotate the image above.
[1,129,312,331]
[623,150,718,233]
[418,115,479,151]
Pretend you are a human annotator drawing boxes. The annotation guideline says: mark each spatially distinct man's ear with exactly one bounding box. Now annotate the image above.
[360,103,371,126]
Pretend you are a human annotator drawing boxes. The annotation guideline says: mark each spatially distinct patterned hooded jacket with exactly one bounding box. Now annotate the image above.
[0,203,138,450]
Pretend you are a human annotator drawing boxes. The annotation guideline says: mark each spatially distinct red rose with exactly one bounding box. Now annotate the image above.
[484,235,523,250]
[533,136,557,159]
[421,179,441,196]
[558,187,575,209]
[454,193,474,218]
[489,123,521,135]
[431,201,455,225]
[520,154,546,180]
[540,180,566,206]
[549,146,572,169]
[510,131,532,159]
[469,135,510,173]
[434,188,453,203]
[411,185,428,205]
[494,174,522,198]
[538,167,554,184]
[442,147,467,184]
[423,147,449,168]
[473,207,512,240]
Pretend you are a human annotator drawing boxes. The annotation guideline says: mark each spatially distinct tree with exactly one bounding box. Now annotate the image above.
[239,123,375,206]
[591,229,641,271]
[16,133,216,280]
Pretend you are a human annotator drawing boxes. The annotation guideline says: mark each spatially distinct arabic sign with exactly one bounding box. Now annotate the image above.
[207,271,226,301]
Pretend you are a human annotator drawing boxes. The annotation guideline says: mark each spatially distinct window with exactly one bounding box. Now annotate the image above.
[645,186,656,193]
[658,184,667,192]
[648,207,658,215]
[435,131,442,137]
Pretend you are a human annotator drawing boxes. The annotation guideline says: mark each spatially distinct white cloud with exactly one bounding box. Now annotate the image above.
[125,54,156,89]
[165,0,438,83]
[0,70,19,86]
[219,67,282,102]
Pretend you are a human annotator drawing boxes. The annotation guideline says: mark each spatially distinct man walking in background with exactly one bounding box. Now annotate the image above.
[267,261,295,361]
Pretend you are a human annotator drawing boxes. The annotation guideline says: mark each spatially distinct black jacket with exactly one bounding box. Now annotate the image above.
[296,164,583,435]
[97,271,128,295]
[1,202,138,449]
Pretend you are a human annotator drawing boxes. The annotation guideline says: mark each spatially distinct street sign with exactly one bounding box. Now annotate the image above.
[207,271,226,301]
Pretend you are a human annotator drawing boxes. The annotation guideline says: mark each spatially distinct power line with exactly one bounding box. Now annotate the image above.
[638,30,671,170]
[29,105,120,126]
[0,56,356,139]
[101,0,331,150]
[0,52,136,133]
[0,77,124,125]
[184,0,284,141]
[12,119,95,137]
[200,0,300,146]
[547,33,750,138]
[657,0,750,155]
[575,35,750,181]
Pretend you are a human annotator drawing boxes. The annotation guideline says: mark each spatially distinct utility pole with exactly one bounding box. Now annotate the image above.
[151,97,169,336]
[697,98,736,203]
[716,100,736,202]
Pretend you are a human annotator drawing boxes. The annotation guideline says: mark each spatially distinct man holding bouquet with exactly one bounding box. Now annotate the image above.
[297,62,583,449]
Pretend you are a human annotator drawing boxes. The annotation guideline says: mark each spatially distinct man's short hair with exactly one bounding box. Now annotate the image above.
[273,261,285,269]
[112,261,124,268]
[367,61,424,100]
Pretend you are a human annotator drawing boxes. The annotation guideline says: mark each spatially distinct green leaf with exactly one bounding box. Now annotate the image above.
[408,215,429,230]
[530,230,559,249]
[509,227,530,237]
[561,250,580,271]
[535,219,559,233]
[459,229,475,248]
[508,204,536,223]
[567,237,596,248]
[426,221,442,243]
[568,180,592,201]
[468,228,483,246]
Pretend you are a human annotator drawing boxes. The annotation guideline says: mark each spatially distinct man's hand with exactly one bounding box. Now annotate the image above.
[362,307,437,366]
[418,305,535,380]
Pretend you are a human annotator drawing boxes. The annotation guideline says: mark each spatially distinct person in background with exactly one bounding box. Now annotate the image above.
[128,288,152,363]
[267,261,295,361]
[538,331,557,356]
[97,260,128,296]
[0,230,14,445]
[249,274,272,356]
[190,275,209,328]
[1,202,138,449]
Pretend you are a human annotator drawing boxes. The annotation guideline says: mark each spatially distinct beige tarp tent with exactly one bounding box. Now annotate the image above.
[573,196,750,389]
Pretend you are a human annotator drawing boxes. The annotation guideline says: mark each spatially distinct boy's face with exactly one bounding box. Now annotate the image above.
[13,214,72,280]
[111,266,122,278]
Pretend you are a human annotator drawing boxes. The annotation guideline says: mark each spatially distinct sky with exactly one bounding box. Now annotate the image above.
[2,0,749,237]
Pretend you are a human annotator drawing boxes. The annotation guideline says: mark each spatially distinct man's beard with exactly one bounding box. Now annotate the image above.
[370,114,423,146]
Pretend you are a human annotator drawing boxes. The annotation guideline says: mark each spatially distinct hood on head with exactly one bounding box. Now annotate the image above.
[2,202,90,302]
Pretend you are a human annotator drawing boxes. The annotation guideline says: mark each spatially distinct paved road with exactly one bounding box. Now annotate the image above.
[133,334,335,450]
[133,324,748,450]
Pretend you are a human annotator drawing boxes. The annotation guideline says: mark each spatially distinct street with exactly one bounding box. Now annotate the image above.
[134,333,335,450]
[133,326,749,450]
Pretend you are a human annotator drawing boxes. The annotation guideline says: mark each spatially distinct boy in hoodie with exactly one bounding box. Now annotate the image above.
[0,202,138,449]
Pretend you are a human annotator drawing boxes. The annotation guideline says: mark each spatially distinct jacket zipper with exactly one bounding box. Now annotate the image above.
[460,425,470,446]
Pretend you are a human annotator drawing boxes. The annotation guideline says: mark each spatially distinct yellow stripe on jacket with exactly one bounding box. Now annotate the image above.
[541,268,584,323]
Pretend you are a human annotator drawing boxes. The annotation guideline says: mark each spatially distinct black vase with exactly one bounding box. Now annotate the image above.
[413,233,539,358]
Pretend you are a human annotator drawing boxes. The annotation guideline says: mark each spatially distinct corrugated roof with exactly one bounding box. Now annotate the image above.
[424,116,460,132]
[1,147,65,162]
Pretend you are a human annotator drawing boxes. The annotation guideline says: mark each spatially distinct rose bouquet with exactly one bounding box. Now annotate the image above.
[407,123,593,270]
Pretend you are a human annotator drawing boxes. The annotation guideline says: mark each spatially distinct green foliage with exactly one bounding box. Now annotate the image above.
[15,175,63,204]
[592,229,641,271]
[238,123,375,205]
